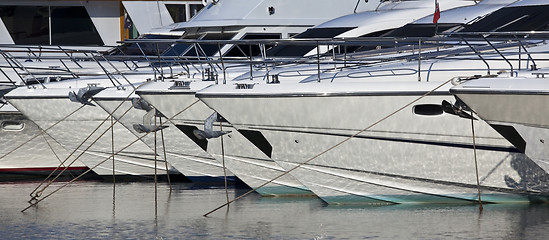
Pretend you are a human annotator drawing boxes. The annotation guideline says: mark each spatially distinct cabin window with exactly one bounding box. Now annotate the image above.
[0,6,49,45]
[0,6,103,45]
[189,4,203,18]
[166,4,187,23]
[166,4,203,23]
[50,6,103,45]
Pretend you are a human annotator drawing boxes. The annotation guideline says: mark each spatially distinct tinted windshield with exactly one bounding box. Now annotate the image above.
[267,27,356,57]
[108,34,180,56]
[224,33,282,57]
[183,32,237,57]
[462,5,549,33]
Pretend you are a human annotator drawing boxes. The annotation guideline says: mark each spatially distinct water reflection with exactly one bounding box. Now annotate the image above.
[2,181,549,239]
[505,154,549,193]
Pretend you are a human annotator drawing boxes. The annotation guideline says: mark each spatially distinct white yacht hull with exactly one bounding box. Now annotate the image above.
[6,95,171,177]
[198,82,549,204]
[93,94,238,183]
[0,110,89,178]
[138,81,313,196]
[451,77,549,174]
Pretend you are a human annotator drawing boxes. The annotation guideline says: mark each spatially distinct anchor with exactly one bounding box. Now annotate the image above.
[132,98,167,133]
[131,97,153,112]
[193,112,231,139]
[68,85,105,106]
[441,98,477,120]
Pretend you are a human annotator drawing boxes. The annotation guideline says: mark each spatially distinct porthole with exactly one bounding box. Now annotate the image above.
[413,104,443,116]
[1,121,25,131]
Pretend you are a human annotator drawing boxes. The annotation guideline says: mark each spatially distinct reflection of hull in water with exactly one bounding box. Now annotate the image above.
[0,111,90,180]
[0,167,88,180]
[138,81,313,196]
[6,93,175,178]
[197,82,549,204]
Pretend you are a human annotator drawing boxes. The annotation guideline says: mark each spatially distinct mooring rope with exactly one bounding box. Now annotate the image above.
[0,104,84,161]
[220,123,230,206]
[25,104,135,210]
[29,83,148,198]
[154,116,158,219]
[111,115,116,188]
[28,103,135,202]
[471,110,483,211]
[111,115,116,219]
[203,78,455,217]
[5,104,86,199]
[40,130,76,179]
[159,117,172,191]
[22,99,201,212]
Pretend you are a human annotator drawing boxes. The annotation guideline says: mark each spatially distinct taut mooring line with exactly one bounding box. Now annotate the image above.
[29,103,135,202]
[29,83,148,198]
[40,130,76,179]
[471,110,483,211]
[203,78,454,217]
[111,115,116,191]
[22,99,201,212]
[0,104,84,161]
[12,104,86,199]
[154,115,158,219]
[159,117,172,191]
[220,123,229,206]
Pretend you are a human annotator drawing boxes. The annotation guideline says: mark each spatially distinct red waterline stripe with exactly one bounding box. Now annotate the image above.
[0,167,89,172]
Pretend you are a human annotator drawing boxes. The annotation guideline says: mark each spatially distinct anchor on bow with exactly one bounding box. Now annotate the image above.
[131,98,168,133]
[68,85,105,106]
[441,98,477,120]
[193,112,231,139]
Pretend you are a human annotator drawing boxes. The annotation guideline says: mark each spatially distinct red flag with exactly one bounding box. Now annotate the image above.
[433,1,440,24]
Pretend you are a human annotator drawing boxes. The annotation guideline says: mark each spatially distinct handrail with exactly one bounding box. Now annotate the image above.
[1,31,548,89]
[57,59,79,79]
[0,51,46,88]
[482,36,513,76]
[462,38,491,75]
[117,32,549,46]
[57,45,83,69]
[514,36,537,70]
[87,52,121,87]
[0,67,16,87]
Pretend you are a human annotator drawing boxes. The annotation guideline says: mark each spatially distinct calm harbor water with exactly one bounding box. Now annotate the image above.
[1,180,549,239]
